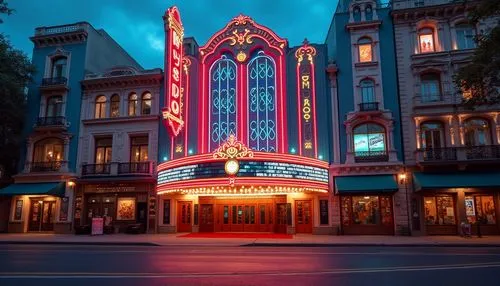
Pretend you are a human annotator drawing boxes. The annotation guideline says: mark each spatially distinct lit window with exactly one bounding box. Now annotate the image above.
[358,37,373,63]
[130,136,149,162]
[341,196,393,226]
[33,138,64,162]
[94,96,106,119]
[456,23,476,50]
[95,137,112,164]
[420,122,444,149]
[424,196,455,225]
[353,123,386,160]
[128,93,138,116]
[418,28,435,53]
[465,195,496,224]
[464,118,490,146]
[110,94,120,118]
[141,92,152,115]
[420,73,441,102]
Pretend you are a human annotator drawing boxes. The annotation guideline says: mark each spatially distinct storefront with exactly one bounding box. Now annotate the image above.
[335,175,398,235]
[414,172,500,235]
[0,182,73,233]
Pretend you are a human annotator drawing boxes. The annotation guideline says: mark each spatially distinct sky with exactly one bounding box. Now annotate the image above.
[1,0,339,69]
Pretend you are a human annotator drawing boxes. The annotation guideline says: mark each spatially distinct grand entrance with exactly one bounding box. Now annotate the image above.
[177,201,192,232]
[28,199,56,232]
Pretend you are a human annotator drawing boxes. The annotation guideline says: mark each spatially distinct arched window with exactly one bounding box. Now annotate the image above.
[128,93,138,116]
[420,122,444,149]
[46,96,63,117]
[418,27,435,53]
[353,123,387,160]
[464,118,490,146]
[360,79,375,103]
[358,37,373,63]
[95,96,106,119]
[33,138,64,163]
[456,23,476,50]
[420,73,441,102]
[51,57,67,78]
[141,92,152,115]
[353,6,361,22]
[209,55,237,151]
[365,5,373,21]
[248,51,277,152]
[110,94,120,118]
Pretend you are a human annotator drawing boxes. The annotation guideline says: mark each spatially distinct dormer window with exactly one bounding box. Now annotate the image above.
[51,57,67,78]
[365,5,373,21]
[418,28,435,53]
[353,6,361,22]
[358,37,373,63]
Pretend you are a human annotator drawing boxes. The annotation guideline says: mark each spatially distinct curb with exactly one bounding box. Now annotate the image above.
[0,241,160,246]
[242,243,500,248]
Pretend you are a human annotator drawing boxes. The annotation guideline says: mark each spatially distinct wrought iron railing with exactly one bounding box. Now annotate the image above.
[421,148,457,161]
[359,102,379,112]
[118,162,151,174]
[41,77,67,86]
[29,161,67,172]
[36,116,66,127]
[82,164,111,175]
[465,145,500,160]
[354,151,389,163]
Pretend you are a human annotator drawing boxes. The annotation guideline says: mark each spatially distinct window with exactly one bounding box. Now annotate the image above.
[46,96,63,117]
[141,92,152,115]
[358,37,373,63]
[248,51,277,152]
[456,23,476,50]
[360,79,375,103]
[94,96,107,119]
[51,57,67,78]
[110,94,120,118]
[420,73,441,102]
[353,123,386,158]
[33,138,64,162]
[210,55,237,151]
[319,199,329,225]
[341,196,393,226]
[353,6,361,22]
[464,118,490,146]
[130,136,148,162]
[365,5,373,21]
[418,28,435,53]
[420,122,444,149]
[424,195,455,225]
[95,137,112,164]
[128,93,138,116]
[163,200,171,224]
[465,195,496,224]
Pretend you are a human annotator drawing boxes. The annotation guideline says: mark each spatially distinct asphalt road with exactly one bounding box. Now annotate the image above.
[0,244,500,286]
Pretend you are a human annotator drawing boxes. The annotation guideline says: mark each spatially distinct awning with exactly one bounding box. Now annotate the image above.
[335,175,397,193]
[413,172,500,191]
[0,182,66,196]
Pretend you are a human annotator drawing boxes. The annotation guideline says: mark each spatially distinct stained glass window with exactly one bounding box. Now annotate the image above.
[248,51,277,152]
[209,55,237,151]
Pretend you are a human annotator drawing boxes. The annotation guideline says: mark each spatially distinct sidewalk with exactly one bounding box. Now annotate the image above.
[1,233,500,247]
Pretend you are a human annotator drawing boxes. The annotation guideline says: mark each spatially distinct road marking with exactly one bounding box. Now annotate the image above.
[1,262,499,279]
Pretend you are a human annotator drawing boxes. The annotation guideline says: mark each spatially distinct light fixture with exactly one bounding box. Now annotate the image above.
[398,173,407,184]
[163,156,168,161]
[318,154,323,160]
[188,149,193,155]
[364,196,370,199]
[68,181,75,187]
[290,147,296,154]
[38,200,43,204]
[224,159,239,176]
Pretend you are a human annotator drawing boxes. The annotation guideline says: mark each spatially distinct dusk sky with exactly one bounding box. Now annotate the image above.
[2,0,339,69]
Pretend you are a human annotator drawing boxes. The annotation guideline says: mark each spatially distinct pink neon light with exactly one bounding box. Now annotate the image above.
[183,57,191,157]
[311,62,318,157]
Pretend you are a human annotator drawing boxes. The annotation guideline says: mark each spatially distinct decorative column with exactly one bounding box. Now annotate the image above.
[327,63,341,164]
[62,137,70,172]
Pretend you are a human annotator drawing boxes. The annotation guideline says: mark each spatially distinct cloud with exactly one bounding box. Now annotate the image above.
[147,33,164,52]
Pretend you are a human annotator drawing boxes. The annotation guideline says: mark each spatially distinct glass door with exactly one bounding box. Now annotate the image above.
[295,200,312,233]
[41,201,56,231]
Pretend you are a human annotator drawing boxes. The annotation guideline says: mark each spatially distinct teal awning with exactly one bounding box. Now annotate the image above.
[335,175,397,193]
[414,172,500,191]
[0,182,65,196]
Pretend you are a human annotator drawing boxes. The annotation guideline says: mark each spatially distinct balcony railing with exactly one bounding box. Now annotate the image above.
[416,145,500,164]
[41,77,67,86]
[354,151,389,163]
[359,102,379,112]
[421,148,457,162]
[82,164,111,175]
[28,161,67,172]
[465,145,500,160]
[392,0,456,10]
[118,162,151,174]
[36,116,66,127]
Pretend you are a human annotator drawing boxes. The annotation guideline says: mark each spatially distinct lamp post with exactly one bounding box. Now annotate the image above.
[399,171,411,236]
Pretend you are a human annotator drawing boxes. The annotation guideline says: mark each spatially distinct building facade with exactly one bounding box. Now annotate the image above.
[392,0,500,235]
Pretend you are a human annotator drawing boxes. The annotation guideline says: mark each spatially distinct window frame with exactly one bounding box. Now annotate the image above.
[360,79,376,103]
[424,195,456,226]
[420,72,442,102]
[464,118,491,146]
[455,23,476,50]
[141,92,152,115]
[420,121,445,149]
[94,96,107,119]
[110,94,120,118]
[94,137,113,164]
[357,37,373,63]
[46,95,63,117]
[418,27,436,53]
[32,137,64,163]
[130,136,149,162]
[352,123,387,157]
[51,56,67,78]
[128,93,138,116]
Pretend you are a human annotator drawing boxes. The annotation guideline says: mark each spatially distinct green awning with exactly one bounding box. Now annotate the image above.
[414,172,500,191]
[0,182,65,196]
[335,175,397,193]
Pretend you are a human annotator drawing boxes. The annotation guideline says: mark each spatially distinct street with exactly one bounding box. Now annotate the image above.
[0,245,500,285]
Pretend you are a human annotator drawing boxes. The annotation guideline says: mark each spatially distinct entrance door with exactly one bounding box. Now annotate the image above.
[295,200,312,233]
[29,200,55,232]
[275,203,287,233]
[199,204,214,232]
[177,201,192,232]
[137,202,147,232]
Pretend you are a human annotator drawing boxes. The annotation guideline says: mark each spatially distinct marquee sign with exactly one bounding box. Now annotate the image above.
[295,40,317,158]
[162,6,184,137]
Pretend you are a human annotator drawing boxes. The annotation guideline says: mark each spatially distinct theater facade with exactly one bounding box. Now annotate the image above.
[156,8,334,234]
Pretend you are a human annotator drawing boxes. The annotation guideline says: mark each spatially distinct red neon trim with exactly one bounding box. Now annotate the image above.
[296,61,302,156]
[170,136,174,160]
[200,62,206,153]
[311,62,318,157]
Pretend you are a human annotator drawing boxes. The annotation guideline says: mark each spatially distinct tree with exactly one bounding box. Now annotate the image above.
[0,1,35,181]
[454,0,500,107]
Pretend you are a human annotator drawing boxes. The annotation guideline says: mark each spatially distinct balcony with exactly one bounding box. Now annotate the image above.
[392,0,456,10]
[40,77,68,91]
[82,161,154,177]
[359,102,379,112]
[354,151,389,163]
[118,162,151,174]
[465,145,500,160]
[418,148,457,162]
[82,164,111,176]
[416,145,500,166]
[27,161,68,172]
[35,116,67,130]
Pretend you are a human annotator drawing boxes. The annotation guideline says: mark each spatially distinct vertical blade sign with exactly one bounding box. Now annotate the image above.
[162,6,184,136]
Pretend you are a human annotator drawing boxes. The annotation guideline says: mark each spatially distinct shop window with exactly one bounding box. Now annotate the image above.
[418,27,435,53]
[358,37,373,63]
[14,199,23,220]
[163,200,171,224]
[465,195,496,224]
[130,136,149,162]
[353,123,387,160]
[319,199,329,225]
[141,92,152,115]
[110,94,120,118]
[94,95,107,119]
[33,138,64,162]
[51,57,67,78]
[46,96,63,117]
[128,93,138,116]
[464,118,490,146]
[116,197,136,221]
[341,196,393,226]
[424,195,455,225]
[420,122,444,149]
[456,23,476,50]
[95,137,112,164]
[420,73,442,102]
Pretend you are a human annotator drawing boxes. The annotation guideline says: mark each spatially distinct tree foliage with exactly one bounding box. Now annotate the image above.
[454,0,500,107]
[0,1,35,179]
